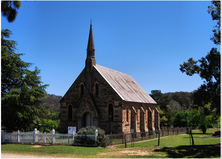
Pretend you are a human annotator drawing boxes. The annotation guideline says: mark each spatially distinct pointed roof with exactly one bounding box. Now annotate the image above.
[87,24,95,50]
[94,64,157,104]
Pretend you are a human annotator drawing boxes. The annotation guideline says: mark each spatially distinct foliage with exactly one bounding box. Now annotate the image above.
[41,94,62,113]
[186,109,199,129]
[171,111,187,127]
[217,116,221,128]
[74,126,109,147]
[1,1,21,22]
[179,1,221,115]
[38,119,59,133]
[156,106,168,127]
[1,29,50,131]
[151,90,193,128]
[208,1,220,45]
[150,90,170,111]
[165,92,193,109]
[197,107,210,134]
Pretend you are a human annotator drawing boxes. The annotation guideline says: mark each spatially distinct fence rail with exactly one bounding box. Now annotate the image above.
[105,127,189,145]
[2,127,189,146]
[1,128,98,146]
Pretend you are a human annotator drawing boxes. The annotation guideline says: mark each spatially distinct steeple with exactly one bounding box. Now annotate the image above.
[86,23,96,65]
[87,23,95,53]
[85,23,96,92]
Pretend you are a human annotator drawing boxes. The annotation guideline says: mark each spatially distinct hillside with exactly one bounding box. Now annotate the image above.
[41,92,193,113]
[164,91,193,110]
[41,94,62,113]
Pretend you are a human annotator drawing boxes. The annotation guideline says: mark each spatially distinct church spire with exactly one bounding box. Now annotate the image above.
[85,23,96,92]
[87,23,95,59]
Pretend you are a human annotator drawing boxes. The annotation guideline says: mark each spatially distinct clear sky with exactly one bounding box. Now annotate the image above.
[1,1,220,96]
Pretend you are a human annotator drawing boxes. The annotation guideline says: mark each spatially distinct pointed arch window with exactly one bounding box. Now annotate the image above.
[68,105,72,121]
[108,103,113,122]
[126,108,129,122]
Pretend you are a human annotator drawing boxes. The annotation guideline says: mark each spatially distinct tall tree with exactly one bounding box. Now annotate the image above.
[150,90,170,111]
[1,29,49,131]
[1,1,21,22]
[180,1,221,115]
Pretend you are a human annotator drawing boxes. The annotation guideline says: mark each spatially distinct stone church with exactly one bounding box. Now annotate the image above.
[60,24,160,134]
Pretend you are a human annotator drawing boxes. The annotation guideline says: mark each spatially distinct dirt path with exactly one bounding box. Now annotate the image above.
[1,153,56,158]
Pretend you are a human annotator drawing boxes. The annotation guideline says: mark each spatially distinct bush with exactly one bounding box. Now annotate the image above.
[74,126,109,147]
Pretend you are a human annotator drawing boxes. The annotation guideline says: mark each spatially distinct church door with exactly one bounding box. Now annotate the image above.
[83,112,92,127]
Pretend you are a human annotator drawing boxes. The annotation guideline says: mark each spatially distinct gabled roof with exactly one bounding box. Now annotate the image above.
[94,64,157,104]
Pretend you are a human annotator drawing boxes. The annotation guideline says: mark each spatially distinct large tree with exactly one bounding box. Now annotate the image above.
[1,29,49,131]
[180,1,220,115]
[150,90,170,111]
[1,1,21,23]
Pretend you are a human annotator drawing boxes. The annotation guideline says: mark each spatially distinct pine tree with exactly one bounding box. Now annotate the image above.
[1,29,50,131]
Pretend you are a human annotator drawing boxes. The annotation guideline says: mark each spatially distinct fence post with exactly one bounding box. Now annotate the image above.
[125,134,127,148]
[149,130,150,139]
[68,135,70,144]
[1,130,5,143]
[73,131,75,144]
[17,130,20,143]
[34,128,38,145]
[95,129,98,145]
[52,129,55,145]
[44,132,46,144]
[158,130,160,146]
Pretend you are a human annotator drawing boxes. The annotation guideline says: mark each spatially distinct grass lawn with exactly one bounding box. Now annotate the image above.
[1,129,220,158]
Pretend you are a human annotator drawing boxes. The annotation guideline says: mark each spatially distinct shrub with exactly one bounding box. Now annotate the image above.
[74,126,109,147]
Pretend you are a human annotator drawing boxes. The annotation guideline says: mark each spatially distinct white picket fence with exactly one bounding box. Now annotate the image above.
[1,128,98,145]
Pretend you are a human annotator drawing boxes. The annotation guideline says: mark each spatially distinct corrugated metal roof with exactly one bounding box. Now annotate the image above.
[94,64,157,104]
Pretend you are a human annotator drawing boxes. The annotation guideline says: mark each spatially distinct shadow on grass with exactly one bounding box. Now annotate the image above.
[154,144,220,158]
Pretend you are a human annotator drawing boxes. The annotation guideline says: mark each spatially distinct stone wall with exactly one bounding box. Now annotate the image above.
[59,66,159,134]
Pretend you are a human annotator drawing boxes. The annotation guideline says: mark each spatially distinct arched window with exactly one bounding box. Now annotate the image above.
[108,103,113,121]
[80,83,84,97]
[68,105,72,121]
[126,108,129,122]
[95,83,99,96]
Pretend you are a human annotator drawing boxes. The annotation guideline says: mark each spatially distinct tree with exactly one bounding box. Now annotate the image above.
[208,1,220,45]
[180,1,221,115]
[150,90,175,127]
[171,111,187,127]
[186,109,199,129]
[1,1,21,23]
[150,90,170,111]
[1,29,49,131]
[197,107,211,134]
[156,106,168,128]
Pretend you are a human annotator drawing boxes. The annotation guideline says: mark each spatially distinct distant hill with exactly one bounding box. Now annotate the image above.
[41,92,193,113]
[164,91,193,110]
[41,94,62,113]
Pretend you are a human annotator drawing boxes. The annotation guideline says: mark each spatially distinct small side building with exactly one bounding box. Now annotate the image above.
[59,24,160,134]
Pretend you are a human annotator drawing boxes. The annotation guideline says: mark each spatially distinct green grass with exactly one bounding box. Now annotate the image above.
[1,129,220,158]
[1,144,108,158]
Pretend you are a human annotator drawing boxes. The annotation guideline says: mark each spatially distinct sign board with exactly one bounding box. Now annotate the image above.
[68,127,76,134]
[131,129,134,133]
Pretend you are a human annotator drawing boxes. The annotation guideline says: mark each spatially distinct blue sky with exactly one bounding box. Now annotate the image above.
[1,1,220,96]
